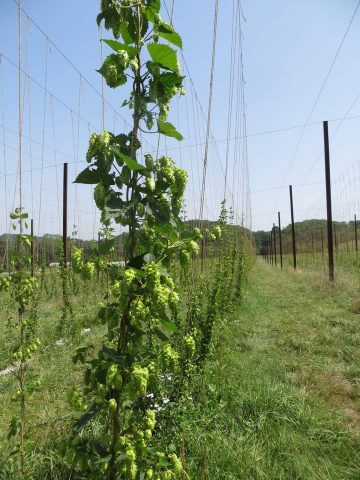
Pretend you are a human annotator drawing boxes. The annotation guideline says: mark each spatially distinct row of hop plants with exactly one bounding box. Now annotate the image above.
[0,1,252,478]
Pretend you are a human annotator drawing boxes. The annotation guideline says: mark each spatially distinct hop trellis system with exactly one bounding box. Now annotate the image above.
[0,1,252,478]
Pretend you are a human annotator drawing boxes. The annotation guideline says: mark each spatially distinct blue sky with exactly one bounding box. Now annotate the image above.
[1,0,360,238]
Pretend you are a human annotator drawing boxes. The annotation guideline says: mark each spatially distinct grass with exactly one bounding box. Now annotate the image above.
[182,259,360,479]
[1,260,360,478]
[0,273,107,478]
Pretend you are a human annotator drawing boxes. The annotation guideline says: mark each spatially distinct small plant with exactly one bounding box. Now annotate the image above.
[0,209,40,478]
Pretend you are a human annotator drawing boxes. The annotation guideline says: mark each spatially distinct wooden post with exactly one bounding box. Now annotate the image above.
[273,223,277,267]
[323,121,334,281]
[355,214,358,253]
[289,185,297,270]
[63,163,68,268]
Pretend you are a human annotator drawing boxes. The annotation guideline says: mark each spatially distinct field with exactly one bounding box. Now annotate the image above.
[2,0,360,478]
[2,257,360,479]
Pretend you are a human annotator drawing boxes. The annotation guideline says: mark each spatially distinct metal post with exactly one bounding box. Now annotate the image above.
[273,223,277,267]
[270,233,273,266]
[289,185,297,270]
[323,121,334,281]
[355,214,358,253]
[278,211,283,270]
[63,163,68,268]
[31,218,35,277]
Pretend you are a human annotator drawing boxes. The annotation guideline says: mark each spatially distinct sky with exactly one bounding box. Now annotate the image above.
[1,0,360,238]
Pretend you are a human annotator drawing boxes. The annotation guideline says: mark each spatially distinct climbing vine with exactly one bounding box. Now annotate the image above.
[69,1,199,478]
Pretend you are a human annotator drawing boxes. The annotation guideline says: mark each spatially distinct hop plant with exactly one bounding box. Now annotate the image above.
[213,225,222,240]
[171,196,182,216]
[179,250,190,267]
[162,344,179,370]
[146,177,156,192]
[184,335,196,359]
[145,409,156,430]
[98,54,127,88]
[174,168,187,195]
[81,262,96,280]
[130,364,149,398]
[87,133,99,161]
[144,263,161,289]
[188,240,200,256]
[71,1,193,477]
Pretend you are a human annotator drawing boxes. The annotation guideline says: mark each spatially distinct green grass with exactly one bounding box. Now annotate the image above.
[1,261,360,478]
[182,259,360,479]
[0,273,107,478]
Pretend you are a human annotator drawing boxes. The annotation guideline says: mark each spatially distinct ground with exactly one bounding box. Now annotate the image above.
[184,259,360,479]
[1,260,360,479]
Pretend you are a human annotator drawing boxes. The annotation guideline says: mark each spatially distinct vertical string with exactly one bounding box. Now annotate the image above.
[100,24,105,130]
[199,0,219,223]
[18,0,23,225]
[0,56,10,269]
[26,77,34,220]
[74,74,82,234]
[50,94,61,233]
[37,38,49,236]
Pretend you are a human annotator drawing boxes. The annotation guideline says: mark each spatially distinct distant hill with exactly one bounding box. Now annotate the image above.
[253,219,357,255]
[1,219,253,270]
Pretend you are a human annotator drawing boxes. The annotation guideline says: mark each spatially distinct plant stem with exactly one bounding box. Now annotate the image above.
[108,5,143,479]
[19,306,25,478]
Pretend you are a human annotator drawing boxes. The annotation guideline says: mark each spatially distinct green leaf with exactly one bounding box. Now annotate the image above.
[94,455,112,465]
[106,197,125,210]
[72,345,94,364]
[120,22,135,45]
[111,147,144,171]
[10,212,20,219]
[99,238,115,255]
[153,327,169,342]
[157,22,183,48]
[7,417,20,440]
[159,317,178,333]
[158,72,184,88]
[143,253,156,264]
[102,204,133,223]
[74,168,101,184]
[102,39,137,57]
[144,0,160,22]
[73,404,99,433]
[157,457,170,467]
[74,167,113,185]
[147,43,179,72]
[157,120,184,141]
[19,235,32,248]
